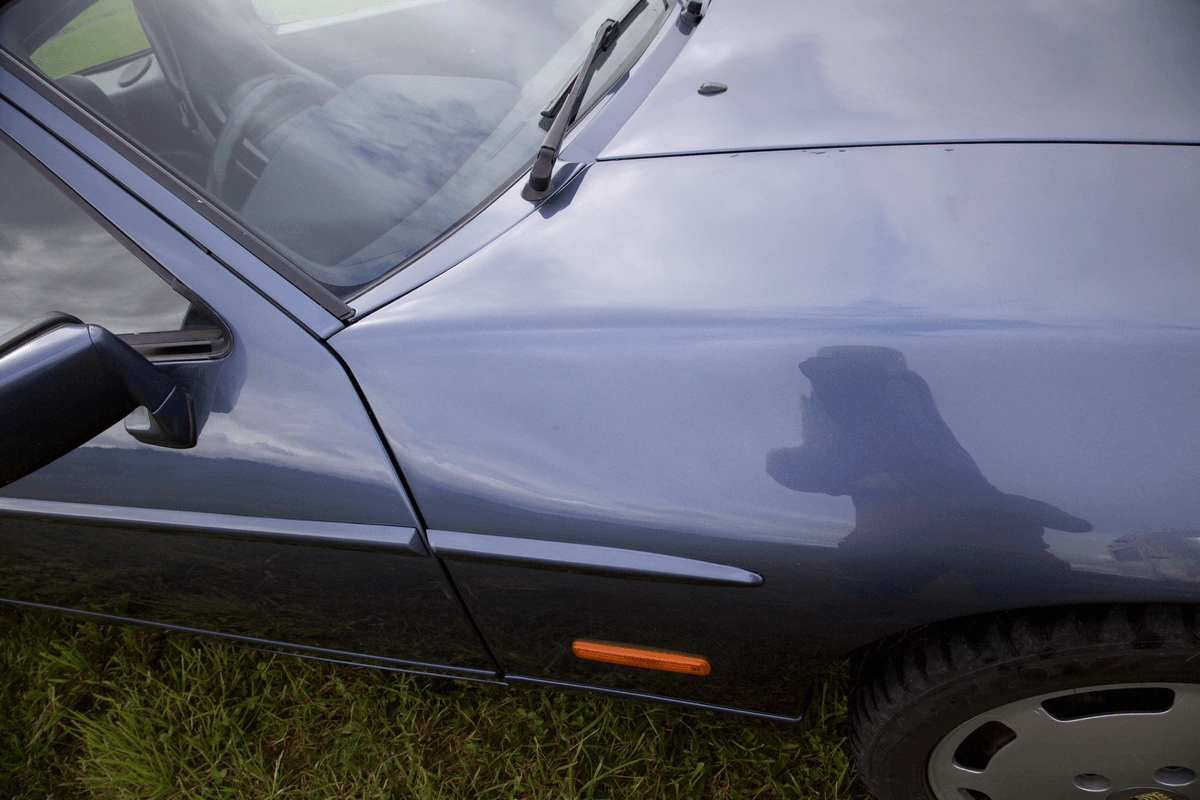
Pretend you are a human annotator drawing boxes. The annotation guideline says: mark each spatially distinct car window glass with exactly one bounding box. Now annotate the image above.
[249,0,394,26]
[0,135,197,336]
[30,0,149,79]
[0,0,670,300]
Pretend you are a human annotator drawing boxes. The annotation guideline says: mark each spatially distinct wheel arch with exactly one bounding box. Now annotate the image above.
[846,602,1200,681]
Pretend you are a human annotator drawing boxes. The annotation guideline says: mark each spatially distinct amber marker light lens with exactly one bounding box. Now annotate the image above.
[571,639,711,675]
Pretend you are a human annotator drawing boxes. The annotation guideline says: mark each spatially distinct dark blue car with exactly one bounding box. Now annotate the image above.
[1,0,1198,796]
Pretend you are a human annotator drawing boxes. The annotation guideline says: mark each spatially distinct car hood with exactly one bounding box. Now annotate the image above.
[598,0,1200,159]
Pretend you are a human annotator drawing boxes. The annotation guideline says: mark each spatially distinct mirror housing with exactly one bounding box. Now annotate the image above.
[0,313,197,488]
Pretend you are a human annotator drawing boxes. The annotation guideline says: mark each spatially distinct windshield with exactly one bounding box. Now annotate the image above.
[1,0,669,298]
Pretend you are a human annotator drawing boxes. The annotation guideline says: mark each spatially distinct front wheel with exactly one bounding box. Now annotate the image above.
[850,605,1200,800]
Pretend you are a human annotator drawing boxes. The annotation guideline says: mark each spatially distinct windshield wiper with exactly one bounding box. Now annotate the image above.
[522,7,640,200]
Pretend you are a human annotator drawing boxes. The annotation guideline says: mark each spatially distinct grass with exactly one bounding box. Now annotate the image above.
[0,606,872,799]
[31,0,149,79]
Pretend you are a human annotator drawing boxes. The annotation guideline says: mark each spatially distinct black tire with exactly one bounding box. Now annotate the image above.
[850,605,1200,800]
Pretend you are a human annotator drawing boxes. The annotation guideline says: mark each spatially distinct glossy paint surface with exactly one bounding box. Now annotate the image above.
[0,101,495,675]
[601,0,1200,158]
[336,142,1200,714]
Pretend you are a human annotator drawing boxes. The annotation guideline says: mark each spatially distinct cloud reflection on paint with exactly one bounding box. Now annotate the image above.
[390,144,1200,327]
[603,0,1200,156]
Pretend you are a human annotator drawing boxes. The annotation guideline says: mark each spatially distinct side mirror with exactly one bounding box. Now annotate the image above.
[0,312,197,488]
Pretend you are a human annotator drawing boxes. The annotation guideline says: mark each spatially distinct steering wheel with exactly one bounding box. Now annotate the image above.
[205,74,331,202]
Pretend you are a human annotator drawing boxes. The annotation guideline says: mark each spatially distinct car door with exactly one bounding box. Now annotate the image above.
[0,77,496,680]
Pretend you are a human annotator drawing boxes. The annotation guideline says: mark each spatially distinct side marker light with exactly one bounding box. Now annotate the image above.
[572,639,711,675]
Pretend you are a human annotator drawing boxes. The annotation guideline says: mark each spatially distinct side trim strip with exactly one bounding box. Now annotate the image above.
[427,529,762,587]
[505,674,805,723]
[0,497,426,555]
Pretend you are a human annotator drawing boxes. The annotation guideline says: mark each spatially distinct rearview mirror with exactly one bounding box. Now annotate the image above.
[0,312,197,488]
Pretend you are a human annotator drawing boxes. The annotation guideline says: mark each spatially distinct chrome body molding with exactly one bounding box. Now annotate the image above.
[0,497,426,555]
[427,529,762,586]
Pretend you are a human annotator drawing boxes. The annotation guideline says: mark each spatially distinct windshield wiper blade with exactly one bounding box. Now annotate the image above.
[540,76,576,120]
[522,16,624,200]
[539,0,661,123]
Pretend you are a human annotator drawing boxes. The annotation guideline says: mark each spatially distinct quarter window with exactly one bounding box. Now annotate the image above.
[0,134,216,350]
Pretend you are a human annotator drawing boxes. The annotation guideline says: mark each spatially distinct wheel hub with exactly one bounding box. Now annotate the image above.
[927,683,1200,800]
